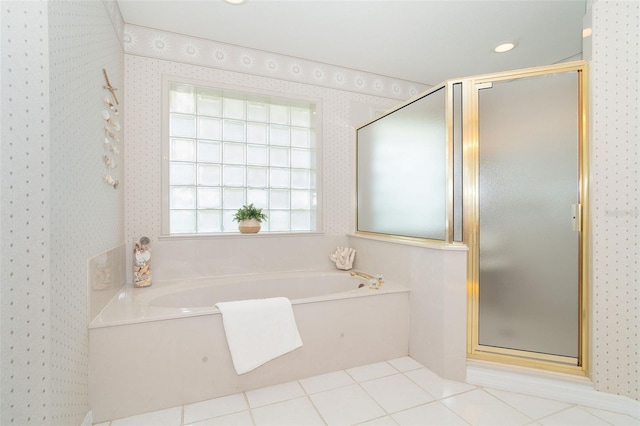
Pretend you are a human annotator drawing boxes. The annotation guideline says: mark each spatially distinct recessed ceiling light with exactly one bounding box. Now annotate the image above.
[224,0,246,4]
[494,42,516,53]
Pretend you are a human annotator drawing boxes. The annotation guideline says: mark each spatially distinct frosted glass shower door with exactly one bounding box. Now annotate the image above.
[477,71,580,359]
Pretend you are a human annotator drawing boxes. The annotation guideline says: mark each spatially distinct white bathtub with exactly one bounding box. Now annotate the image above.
[89,270,410,422]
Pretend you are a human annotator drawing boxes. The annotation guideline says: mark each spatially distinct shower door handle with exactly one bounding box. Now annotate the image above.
[572,204,582,232]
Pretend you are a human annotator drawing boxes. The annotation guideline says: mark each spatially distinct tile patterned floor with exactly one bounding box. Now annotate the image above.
[95,357,639,426]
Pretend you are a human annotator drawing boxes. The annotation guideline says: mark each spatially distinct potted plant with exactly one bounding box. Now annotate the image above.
[233,203,268,233]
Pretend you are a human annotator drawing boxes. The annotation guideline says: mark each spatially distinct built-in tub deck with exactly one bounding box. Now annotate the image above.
[89,270,410,422]
[90,270,409,328]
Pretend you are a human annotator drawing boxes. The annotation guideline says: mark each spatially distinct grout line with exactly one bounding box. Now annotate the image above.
[344,360,401,384]
[243,390,257,425]
[483,386,575,423]
[304,393,329,426]
[535,405,614,426]
[353,414,399,426]
[301,371,357,396]
[478,387,539,424]
[579,405,634,425]
[399,370,440,402]
[354,374,391,417]
[438,385,480,402]
[298,371,352,425]
[438,400,473,426]
[296,377,322,423]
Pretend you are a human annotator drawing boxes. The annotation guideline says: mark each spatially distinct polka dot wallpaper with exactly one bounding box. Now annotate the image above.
[590,0,639,400]
[1,2,52,424]
[1,0,125,424]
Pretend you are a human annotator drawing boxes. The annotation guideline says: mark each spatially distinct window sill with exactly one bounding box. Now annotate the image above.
[158,231,325,241]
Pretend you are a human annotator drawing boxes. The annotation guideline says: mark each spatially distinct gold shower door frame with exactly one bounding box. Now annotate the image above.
[460,61,589,375]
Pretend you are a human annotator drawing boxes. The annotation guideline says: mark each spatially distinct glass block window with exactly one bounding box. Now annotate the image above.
[167,82,318,234]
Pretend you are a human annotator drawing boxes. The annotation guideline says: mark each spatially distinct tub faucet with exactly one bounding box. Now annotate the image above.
[350,271,384,288]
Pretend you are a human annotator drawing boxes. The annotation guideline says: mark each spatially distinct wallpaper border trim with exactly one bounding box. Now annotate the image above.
[123,24,428,100]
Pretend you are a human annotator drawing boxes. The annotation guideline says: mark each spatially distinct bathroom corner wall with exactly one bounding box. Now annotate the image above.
[589,0,639,401]
[1,1,126,424]
[348,237,469,381]
[123,45,411,281]
[48,2,125,422]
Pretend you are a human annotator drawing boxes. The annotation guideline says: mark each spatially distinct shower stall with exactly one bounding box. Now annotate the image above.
[356,61,588,374]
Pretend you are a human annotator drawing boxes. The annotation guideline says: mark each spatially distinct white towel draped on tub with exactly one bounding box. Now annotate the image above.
[215,297,303,375]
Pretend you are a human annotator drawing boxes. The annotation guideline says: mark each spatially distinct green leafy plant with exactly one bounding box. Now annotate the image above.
[232,203,268,223]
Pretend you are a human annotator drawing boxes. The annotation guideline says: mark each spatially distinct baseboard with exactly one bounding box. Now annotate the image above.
[466,360,640,419]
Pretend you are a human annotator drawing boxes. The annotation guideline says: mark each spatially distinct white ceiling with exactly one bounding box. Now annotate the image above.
[117,0,587,86]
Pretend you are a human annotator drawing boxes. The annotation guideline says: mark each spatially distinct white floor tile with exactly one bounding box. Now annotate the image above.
[538,406,612,425]
[441,388,533,426]
[98,358,638,426]
[347,362,398,382]
[404,368,476,399]
[245,381,305,408]
[186,410,254,426]
[110,406,182,426]
[184,393,248,424]
[310,383,386,425]
[582,406,640,425]
[299,370,355,394]
[360,373,435,413]
[484,388,570,420]
[387,356,424,372]
[252,396,324,426]
[391,401,468,426]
